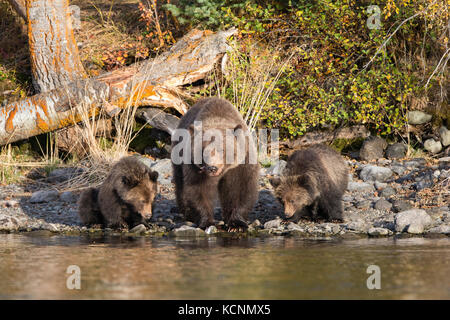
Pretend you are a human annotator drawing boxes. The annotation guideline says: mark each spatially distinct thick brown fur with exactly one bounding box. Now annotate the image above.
[270,144,348,222]
[172,97,259,231]
[78,156,159,229]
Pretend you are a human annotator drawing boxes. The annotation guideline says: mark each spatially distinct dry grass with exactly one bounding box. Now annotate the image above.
[213,41,294,130]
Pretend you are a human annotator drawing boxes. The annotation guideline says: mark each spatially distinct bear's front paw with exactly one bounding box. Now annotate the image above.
[227,219,248,233]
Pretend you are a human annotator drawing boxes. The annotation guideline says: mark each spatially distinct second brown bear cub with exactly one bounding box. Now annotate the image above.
[78,156,159,229]
[271,144,348,222]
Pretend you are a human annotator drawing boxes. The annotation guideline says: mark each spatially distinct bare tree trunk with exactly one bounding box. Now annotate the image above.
[0,28,236,145]
[7,0,26,20]
[26,0,87,93]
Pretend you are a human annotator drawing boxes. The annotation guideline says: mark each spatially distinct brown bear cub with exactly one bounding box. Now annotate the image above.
[171,97,259,231]
[270,144,348,222]
[78,156,159,229]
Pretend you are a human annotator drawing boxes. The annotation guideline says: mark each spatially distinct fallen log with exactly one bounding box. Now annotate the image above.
[137,108,180,135]
[281,125,370,149]
[0,28,236,146]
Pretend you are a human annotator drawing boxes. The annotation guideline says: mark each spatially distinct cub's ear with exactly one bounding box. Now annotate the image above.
[148,170,159,182]
[269,177,281,188]
[122,176,135,187]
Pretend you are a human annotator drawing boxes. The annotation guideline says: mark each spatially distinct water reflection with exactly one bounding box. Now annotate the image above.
[0,234,449,299]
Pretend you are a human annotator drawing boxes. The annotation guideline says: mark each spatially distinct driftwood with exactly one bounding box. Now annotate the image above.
[281,125,370,149]
[137,108,180,135]
[0,28,237,145]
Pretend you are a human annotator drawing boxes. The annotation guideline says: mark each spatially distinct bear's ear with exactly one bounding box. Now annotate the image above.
[233,124,243,133]
[122,176,137,187]
[148,170,159,182]
[269,177,281,188]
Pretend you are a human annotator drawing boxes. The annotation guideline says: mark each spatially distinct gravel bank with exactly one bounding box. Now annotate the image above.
[0,156,449,238]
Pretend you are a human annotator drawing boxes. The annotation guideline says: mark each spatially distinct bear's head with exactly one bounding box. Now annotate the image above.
[189,122,251,177]
[113,159,159,219]
[270,173,320,218]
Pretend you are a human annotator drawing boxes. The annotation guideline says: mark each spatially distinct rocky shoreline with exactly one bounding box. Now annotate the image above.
[0,153,449,238]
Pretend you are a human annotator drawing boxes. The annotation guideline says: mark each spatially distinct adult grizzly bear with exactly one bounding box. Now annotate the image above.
[78,156,159,229]
[171,97,259,231]
[270,144,348,222]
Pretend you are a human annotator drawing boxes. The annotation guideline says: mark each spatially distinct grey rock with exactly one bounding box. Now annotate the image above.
[385,143,407,159]
[0,215,19,231]
[392,200,413,213]
[265,160,287,176]
[151,159,172,179]
[374,181,387,190]
[60,191,77,203]
[381,186,396,198]
[29,190,59,203]
[205,225,219,234]
[359,137,387,161]
[264,218,282,229]
[47,168,83,183]
[356,200,372,209]
[360,165,393,182]
[130,224,147,234]
[439,126,450,147]
[347,181,374,192]
[427,225,450,235]
[424,139,442,154]
[137,156,155,169]
[286,222,304,232]
[395,209,432,233]
[345,221,368,233]
[374,199,392,211]
[407,111,432,125]
[368,227,392,236]
[391,166,406,175]
[170,225,206,237]
[250,219,261,228]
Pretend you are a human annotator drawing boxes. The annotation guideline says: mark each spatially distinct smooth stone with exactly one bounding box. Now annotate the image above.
[286,223,304,232]
[391,166,406,175]
[356,200,371,209]
[374,181,387,190]
[424,139,442,154]
[385,143,407,159]
[427,225,450,235]
[264,218,282,229]
[150,159,172,179]
[265,160,287,176]
[29,190,59,203]
[360,165,393,182]
[347,181,374,192]
[374,199,392,211]
[130,224,147,234]
[407,111,432,125]
[368,227,392,236]
[381,186,396,198]
[170,225,206,237]
[60,191,77,203]
[439,126,450,147]
[205,225,218,234]
[394,209,432,233]
[359,137,387,161]
[392,200,413,213]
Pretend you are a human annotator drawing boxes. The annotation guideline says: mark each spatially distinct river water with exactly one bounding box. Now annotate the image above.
[0,233,449,299]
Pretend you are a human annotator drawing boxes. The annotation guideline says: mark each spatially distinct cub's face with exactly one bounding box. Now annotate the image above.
[270,176,315,218]
[117,169,159,219]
